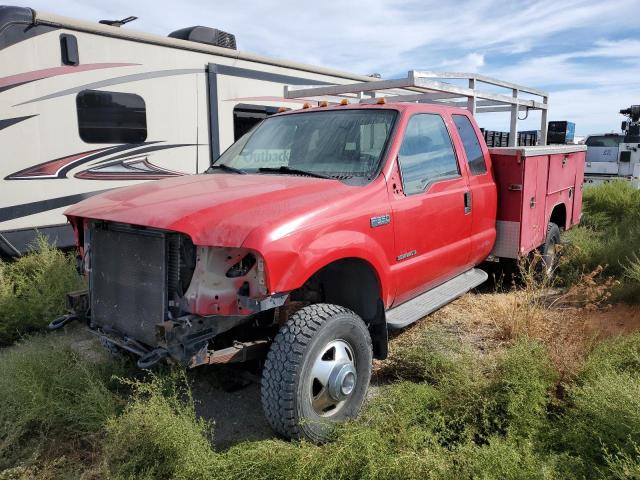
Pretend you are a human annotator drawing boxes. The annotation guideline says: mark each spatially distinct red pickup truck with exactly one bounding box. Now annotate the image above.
[60,101,585,442]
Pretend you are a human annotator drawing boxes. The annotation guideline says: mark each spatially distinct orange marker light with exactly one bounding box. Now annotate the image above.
[302,102,311,109]
[340,99,349,105]
[319,100,329,107]
[277,107,287,113]
[376,97,386,105]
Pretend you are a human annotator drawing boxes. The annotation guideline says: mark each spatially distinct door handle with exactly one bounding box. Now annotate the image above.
[464,191,472,215]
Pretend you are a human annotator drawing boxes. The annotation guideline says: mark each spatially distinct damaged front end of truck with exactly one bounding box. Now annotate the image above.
[55,218,287,369]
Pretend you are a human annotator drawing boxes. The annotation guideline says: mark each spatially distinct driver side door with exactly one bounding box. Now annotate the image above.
[389,113,473,305]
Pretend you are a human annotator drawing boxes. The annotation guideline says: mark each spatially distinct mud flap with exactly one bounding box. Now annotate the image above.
[369,299,388,360]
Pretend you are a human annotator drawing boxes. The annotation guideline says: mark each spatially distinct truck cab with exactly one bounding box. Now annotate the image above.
[58,75,585,442]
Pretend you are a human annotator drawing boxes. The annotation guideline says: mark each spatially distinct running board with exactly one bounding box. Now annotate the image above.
[386,268,488,330]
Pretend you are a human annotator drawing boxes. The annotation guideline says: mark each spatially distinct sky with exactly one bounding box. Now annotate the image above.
[15,0,640,136]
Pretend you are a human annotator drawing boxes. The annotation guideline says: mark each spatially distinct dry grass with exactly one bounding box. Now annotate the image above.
[391,264,640,382]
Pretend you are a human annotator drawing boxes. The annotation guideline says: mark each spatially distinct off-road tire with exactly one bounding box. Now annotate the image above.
[261,303,372,442]
[539,222,561,277]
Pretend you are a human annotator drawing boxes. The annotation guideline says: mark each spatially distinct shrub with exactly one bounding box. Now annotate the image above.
[217,382,452,480]
[482,339,557,439]
[622,254,640,301]
[216,347,560,480]
[560,370,640,474]
[603,443,640,480]
[559,182,640,301]
[580,333,640,381]
[103,371,217,480]
[379,326,474,385]
[0,334,125,470]
[452,436,579,480]
[554,335,640,476]
[0,237,84,345]
[581,181,640,230]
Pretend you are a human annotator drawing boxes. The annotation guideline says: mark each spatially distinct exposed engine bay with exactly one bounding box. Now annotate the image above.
[65,220,286,368]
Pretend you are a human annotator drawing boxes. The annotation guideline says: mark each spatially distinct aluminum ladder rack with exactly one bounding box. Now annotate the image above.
[285,70,550,146]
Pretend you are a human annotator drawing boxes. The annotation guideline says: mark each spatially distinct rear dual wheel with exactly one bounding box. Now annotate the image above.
[539,222,561,277]
[261,303,372,442]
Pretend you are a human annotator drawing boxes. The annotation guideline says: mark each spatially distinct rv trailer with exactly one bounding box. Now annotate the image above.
[0,6,378,255]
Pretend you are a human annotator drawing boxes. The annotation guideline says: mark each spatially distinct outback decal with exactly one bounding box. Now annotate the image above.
[0,63,138,93]
[4,142,194,180]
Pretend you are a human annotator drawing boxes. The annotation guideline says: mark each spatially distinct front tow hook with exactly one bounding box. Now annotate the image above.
[137,348,169,369]
[48,314,79,331]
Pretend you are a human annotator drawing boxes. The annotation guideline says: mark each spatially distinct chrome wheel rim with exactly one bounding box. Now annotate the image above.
[309,339,357,417]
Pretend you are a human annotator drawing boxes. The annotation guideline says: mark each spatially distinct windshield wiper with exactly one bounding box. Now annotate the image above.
[205,163,247,175]
[258,166,331,179]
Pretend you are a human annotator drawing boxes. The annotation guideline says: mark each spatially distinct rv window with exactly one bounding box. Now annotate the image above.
[60,34,79,65]
[76,90,147,144]
[233,104,282,140]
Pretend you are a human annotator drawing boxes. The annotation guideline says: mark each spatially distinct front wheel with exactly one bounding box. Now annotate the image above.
[261,303,372,442]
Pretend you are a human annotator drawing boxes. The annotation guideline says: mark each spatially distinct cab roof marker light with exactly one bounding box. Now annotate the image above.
[340,99,349,105]
[376,97,386,105]
[302,102,311,109]
[319,100,329,107]
[277,106,287,113]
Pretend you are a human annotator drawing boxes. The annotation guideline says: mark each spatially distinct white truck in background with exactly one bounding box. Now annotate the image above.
[584,106,640,188]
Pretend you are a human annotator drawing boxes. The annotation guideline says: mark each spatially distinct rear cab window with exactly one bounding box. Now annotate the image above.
[452,114,487,175]
[397,114,459,194]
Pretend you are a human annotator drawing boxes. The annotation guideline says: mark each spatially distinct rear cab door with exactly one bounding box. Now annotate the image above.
[450,113,497,265]
[388,109,472,305]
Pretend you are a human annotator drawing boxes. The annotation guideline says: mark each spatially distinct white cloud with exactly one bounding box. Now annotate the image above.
[437,53,486,72]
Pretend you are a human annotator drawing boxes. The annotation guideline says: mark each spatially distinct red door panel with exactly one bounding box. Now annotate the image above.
[520,156,548,254]
[390,176,472,305]
[388,112,472,306]
[547,153,579,194]
[449,113,498,264]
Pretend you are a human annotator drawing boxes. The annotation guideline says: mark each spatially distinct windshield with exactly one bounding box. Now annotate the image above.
[213,109,397,181]
[586,135,623,147]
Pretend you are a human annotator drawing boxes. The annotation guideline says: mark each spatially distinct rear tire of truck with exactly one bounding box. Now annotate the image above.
[261,303,372,443]
[539,222,561,277]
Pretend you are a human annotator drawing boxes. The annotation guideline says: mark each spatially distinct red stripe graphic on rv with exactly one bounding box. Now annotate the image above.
[7,148,107,179]
[0,63,138,90]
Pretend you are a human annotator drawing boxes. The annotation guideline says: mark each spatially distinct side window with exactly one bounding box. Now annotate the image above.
[397,114,459,194]
[452,114,487,175]
[76,90,147,143]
